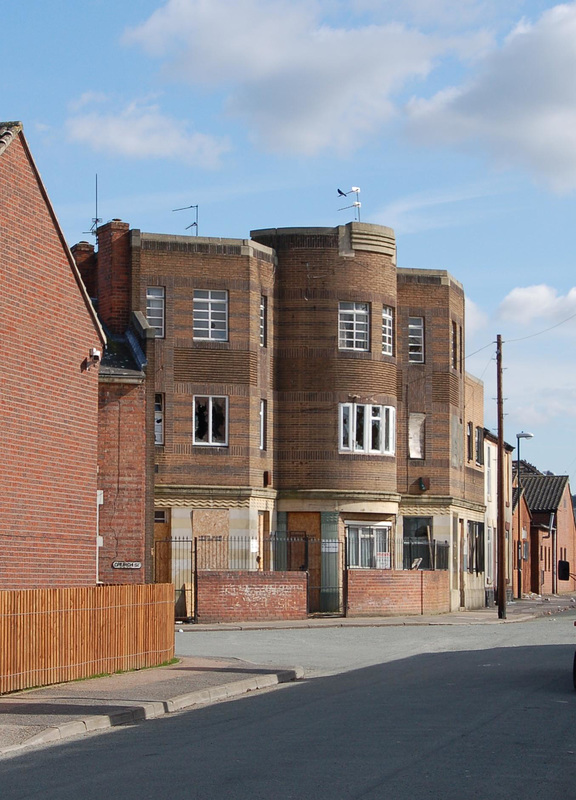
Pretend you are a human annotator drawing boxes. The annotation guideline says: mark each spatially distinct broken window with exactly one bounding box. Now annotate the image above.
[154,393,164,445]
[260,295,267,347]
[339,403,395,455]
[194,396,228,446]
[408,316,424,363]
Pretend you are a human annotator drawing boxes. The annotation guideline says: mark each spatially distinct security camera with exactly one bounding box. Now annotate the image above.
[90,348,101,362]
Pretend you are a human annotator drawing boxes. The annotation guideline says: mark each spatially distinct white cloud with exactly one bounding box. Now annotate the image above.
[406,3,576,192]
[123,0,458,155]
[66,99,229,167]
[497,284,576,325]
[466,295,489,337]
[351,0,518,30]
[69,92,109,112]
[374,183,500,234]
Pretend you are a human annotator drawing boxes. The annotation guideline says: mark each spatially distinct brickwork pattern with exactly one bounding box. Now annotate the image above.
[97,381,147,584]
[116,232,277,491]
[346,569,450,616]
[396,272,469,501]
[196,571,308,622]
[0,130,101,588]
[253,226,398,492]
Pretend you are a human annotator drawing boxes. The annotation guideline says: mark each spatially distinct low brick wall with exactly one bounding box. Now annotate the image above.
[346,570,450,617]
[196,571,308,623]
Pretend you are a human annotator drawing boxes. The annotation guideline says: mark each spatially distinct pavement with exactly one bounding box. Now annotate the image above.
[1,593,575,758]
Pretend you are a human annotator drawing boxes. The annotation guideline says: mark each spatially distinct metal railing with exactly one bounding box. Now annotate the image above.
[403,539,450,571]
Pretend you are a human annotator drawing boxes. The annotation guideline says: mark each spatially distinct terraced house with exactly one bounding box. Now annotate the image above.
[74,220,485,618]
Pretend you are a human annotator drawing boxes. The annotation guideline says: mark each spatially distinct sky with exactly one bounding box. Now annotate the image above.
[4,0,576,483]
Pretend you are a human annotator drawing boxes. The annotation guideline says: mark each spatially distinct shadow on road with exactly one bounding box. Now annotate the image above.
[2,644,575,800]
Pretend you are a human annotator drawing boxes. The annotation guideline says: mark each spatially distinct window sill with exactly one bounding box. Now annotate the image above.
[339,450,395,457]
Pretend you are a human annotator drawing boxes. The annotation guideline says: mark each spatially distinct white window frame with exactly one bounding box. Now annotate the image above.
[194,396,228,446]
[154,393,164,446]
[339,302,370,351]
[260,295,267,347]
[382,306,394,356]
[339,402,395,455]
[146,287,165,338]
[193,290,228,341]
[346,523,392,569]
[259,399,267,451]
[408,316,424,363]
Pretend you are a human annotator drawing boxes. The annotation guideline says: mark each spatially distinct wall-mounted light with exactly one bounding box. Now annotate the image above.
[418,477,430,492]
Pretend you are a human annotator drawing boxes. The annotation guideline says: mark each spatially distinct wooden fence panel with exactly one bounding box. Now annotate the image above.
[0,584,174,694]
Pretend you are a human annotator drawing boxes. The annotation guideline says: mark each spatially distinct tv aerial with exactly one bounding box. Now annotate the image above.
[83,174,102,237]
[337,186,361,221]
[173,204,199,235]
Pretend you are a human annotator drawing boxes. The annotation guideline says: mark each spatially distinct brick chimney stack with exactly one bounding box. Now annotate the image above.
[95,220,131,334]
[70,241,96,299]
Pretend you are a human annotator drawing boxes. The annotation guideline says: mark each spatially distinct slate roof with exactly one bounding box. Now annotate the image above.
[520,474,569,513]
[98,328,146,380]
[512,459,542,478]
[0,121,22,156]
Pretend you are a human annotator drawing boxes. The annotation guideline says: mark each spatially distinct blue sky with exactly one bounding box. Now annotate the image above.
[5,0,576,482]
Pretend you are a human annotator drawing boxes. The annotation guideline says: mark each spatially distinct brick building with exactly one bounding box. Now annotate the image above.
[514,468,576,595]
[78,220,486,612]
[484,430,514,605]
[72,235,156,585]
[0,122,104,588]
[511,486,532,598]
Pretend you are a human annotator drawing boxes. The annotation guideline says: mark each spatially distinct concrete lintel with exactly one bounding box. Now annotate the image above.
[155,485,278,503]
[98,374,145,385]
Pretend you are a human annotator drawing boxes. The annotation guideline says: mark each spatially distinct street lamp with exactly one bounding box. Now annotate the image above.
[516,431,534,600]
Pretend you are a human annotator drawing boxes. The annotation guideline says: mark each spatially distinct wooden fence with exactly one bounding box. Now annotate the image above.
[0,584,174,694]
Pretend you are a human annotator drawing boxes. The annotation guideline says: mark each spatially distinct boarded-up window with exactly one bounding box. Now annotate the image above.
[408,413,425,459]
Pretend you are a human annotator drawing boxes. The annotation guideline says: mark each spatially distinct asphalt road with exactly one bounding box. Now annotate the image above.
[1,616,576,799]
[175,613,576,676]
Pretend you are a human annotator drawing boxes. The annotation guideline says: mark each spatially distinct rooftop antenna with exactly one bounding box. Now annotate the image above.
[173,204,199,235]
[83,174,102,237]
[337,186,361,221]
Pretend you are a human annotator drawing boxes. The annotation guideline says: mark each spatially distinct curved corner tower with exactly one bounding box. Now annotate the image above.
[251,222,399,510]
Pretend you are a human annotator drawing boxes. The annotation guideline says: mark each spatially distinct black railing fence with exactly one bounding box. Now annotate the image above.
[155,534,450,618]
[155,535,450,575]
[403,538,450,571]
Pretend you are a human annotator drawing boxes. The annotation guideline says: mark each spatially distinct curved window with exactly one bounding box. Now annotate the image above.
[339,403,395,455]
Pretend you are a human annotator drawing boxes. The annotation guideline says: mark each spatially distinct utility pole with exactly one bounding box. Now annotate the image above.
[496,334,506,619]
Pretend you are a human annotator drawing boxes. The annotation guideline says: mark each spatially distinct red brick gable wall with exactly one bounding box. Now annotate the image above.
[555,484,576,594]
[0,131,101,587]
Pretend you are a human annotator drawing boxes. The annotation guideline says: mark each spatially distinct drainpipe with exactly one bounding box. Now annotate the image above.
[550,512,557,594]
